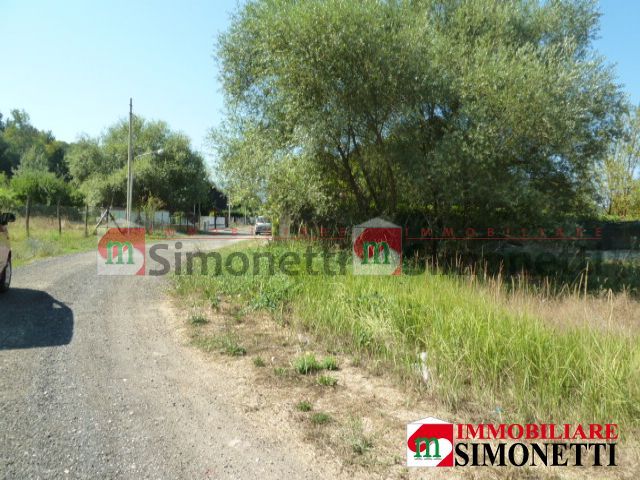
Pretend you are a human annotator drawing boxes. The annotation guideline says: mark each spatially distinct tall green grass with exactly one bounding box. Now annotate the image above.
[174,242,640,430]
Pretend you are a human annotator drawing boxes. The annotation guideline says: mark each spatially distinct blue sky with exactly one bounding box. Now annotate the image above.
[0,0,638,166]
[0,0,238,159]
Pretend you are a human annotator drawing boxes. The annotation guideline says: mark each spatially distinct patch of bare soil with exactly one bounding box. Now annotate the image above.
[171,296,639,480]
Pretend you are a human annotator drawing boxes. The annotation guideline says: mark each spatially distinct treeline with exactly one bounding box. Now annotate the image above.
[0,109,217,216]
[214,0,640,230]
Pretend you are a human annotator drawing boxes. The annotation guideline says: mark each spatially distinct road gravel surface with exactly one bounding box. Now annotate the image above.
[0,240,331,479]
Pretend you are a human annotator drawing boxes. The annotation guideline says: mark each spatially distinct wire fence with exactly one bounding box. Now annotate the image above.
[5,204,207,236]
[3,204,255,237]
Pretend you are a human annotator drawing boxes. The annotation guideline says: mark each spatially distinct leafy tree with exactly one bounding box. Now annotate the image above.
[132,129,211,212]
[2,110,39,160]
[141,195,164,232]
[216,0,624,229]
[66,135,109,183]
[10,170,71,206]
[78,170,125,208]
[601,106,640,218]
[18,144,49,172]
[44,140,69,179]
[70,117,212,211]
[0,110,34,175]
[212,120,334,223]
[0,134,11,177]
[0,173,16,210]
[0,109,69,178]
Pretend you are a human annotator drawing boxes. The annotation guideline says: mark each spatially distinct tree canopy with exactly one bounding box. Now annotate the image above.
[601,106,640,218]
[0,108,214,213]
[0,109,69,179]
[67,117,212,211]
[10,169,72,206]
[214,0,626,227]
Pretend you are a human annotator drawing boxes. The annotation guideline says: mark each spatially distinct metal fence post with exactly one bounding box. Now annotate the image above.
[57,200,62,236]
[25,196,31,238]
[85,205,89,237]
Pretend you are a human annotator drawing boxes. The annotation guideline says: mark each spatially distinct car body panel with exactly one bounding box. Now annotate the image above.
[0,213,13,273]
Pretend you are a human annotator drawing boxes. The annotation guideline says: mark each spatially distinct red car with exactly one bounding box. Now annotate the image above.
[0,212,15,293]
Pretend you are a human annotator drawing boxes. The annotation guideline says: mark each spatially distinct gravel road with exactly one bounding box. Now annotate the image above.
[0,239,331,479]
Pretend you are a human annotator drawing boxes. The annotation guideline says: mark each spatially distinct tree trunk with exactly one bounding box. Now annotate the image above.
[336,145,369,213]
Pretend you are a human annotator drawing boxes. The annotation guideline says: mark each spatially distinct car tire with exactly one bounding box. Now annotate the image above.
[0,257,11,293]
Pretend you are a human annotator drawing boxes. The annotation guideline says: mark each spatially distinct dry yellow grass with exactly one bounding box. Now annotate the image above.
[10,216,96,266]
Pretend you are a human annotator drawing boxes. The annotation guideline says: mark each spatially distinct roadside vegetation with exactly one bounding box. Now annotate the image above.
[192,331,247,357]
[1,109,226,253]
[202,1,640,456]
[176,241,640,434]
[10,217,96,267]
[9,214,207,267]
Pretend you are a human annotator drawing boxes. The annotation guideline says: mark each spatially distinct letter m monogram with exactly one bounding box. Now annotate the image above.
[106,241,135,265]
[414,437,441,459]
[361,241,390,265]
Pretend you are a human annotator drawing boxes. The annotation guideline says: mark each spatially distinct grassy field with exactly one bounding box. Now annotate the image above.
[175,241,640,434]
[10,217,97,267]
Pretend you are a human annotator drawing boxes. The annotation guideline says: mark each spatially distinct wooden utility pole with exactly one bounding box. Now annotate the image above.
[126,98,133,226]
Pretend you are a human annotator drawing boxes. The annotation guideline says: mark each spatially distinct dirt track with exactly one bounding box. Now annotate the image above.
[0,241,338,479]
